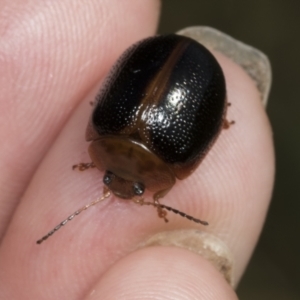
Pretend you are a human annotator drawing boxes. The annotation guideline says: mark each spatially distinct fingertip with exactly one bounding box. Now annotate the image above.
[83,247,238,300]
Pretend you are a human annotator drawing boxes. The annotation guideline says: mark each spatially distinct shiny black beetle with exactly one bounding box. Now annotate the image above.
[37,34,229,244]
[86,34,227,201]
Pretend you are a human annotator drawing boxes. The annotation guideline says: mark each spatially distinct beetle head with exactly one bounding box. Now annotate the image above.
[103,170,145,199]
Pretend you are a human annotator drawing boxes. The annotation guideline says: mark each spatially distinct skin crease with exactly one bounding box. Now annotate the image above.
[0,1,274,300]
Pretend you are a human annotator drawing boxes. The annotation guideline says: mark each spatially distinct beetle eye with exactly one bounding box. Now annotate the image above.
[133,182,145,196]
[103,171,114,185]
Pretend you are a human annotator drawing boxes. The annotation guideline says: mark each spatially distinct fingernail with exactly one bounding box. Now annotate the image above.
[138,230,234,286]
[177,26,272,107]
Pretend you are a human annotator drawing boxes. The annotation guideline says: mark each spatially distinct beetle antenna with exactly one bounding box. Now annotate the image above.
[138,200,208,226]
[36,190,111,245]
[156,203,208,225]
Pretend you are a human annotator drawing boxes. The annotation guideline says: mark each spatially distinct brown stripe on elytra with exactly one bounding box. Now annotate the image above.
[142,38,191,108]
[120,38,191,141]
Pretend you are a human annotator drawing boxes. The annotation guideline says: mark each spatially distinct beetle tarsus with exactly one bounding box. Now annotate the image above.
[223,119,235,129]
[155,200,169,223]
[72,162,96,171]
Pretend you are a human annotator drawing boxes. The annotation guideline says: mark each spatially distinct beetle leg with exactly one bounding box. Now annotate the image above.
[223,119,235,129]
[72,162,96,171]
[132,198,169,222]
[154,200,169,223]
[223,101,235,129]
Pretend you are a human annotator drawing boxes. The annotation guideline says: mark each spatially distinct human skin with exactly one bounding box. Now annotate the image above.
[0,0,274,299]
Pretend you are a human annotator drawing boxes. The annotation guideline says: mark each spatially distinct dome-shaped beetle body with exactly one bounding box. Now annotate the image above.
[86,34,227,201]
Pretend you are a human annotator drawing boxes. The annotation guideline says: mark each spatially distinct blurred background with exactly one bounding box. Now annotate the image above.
[158,1,299,299]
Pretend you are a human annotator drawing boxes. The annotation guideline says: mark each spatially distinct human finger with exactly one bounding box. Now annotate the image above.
[0,29,273,299]
[0,0,160,238]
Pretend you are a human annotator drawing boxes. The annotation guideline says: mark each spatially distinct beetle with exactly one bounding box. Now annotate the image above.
[37,34,231,244]
[85,34,227,202]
